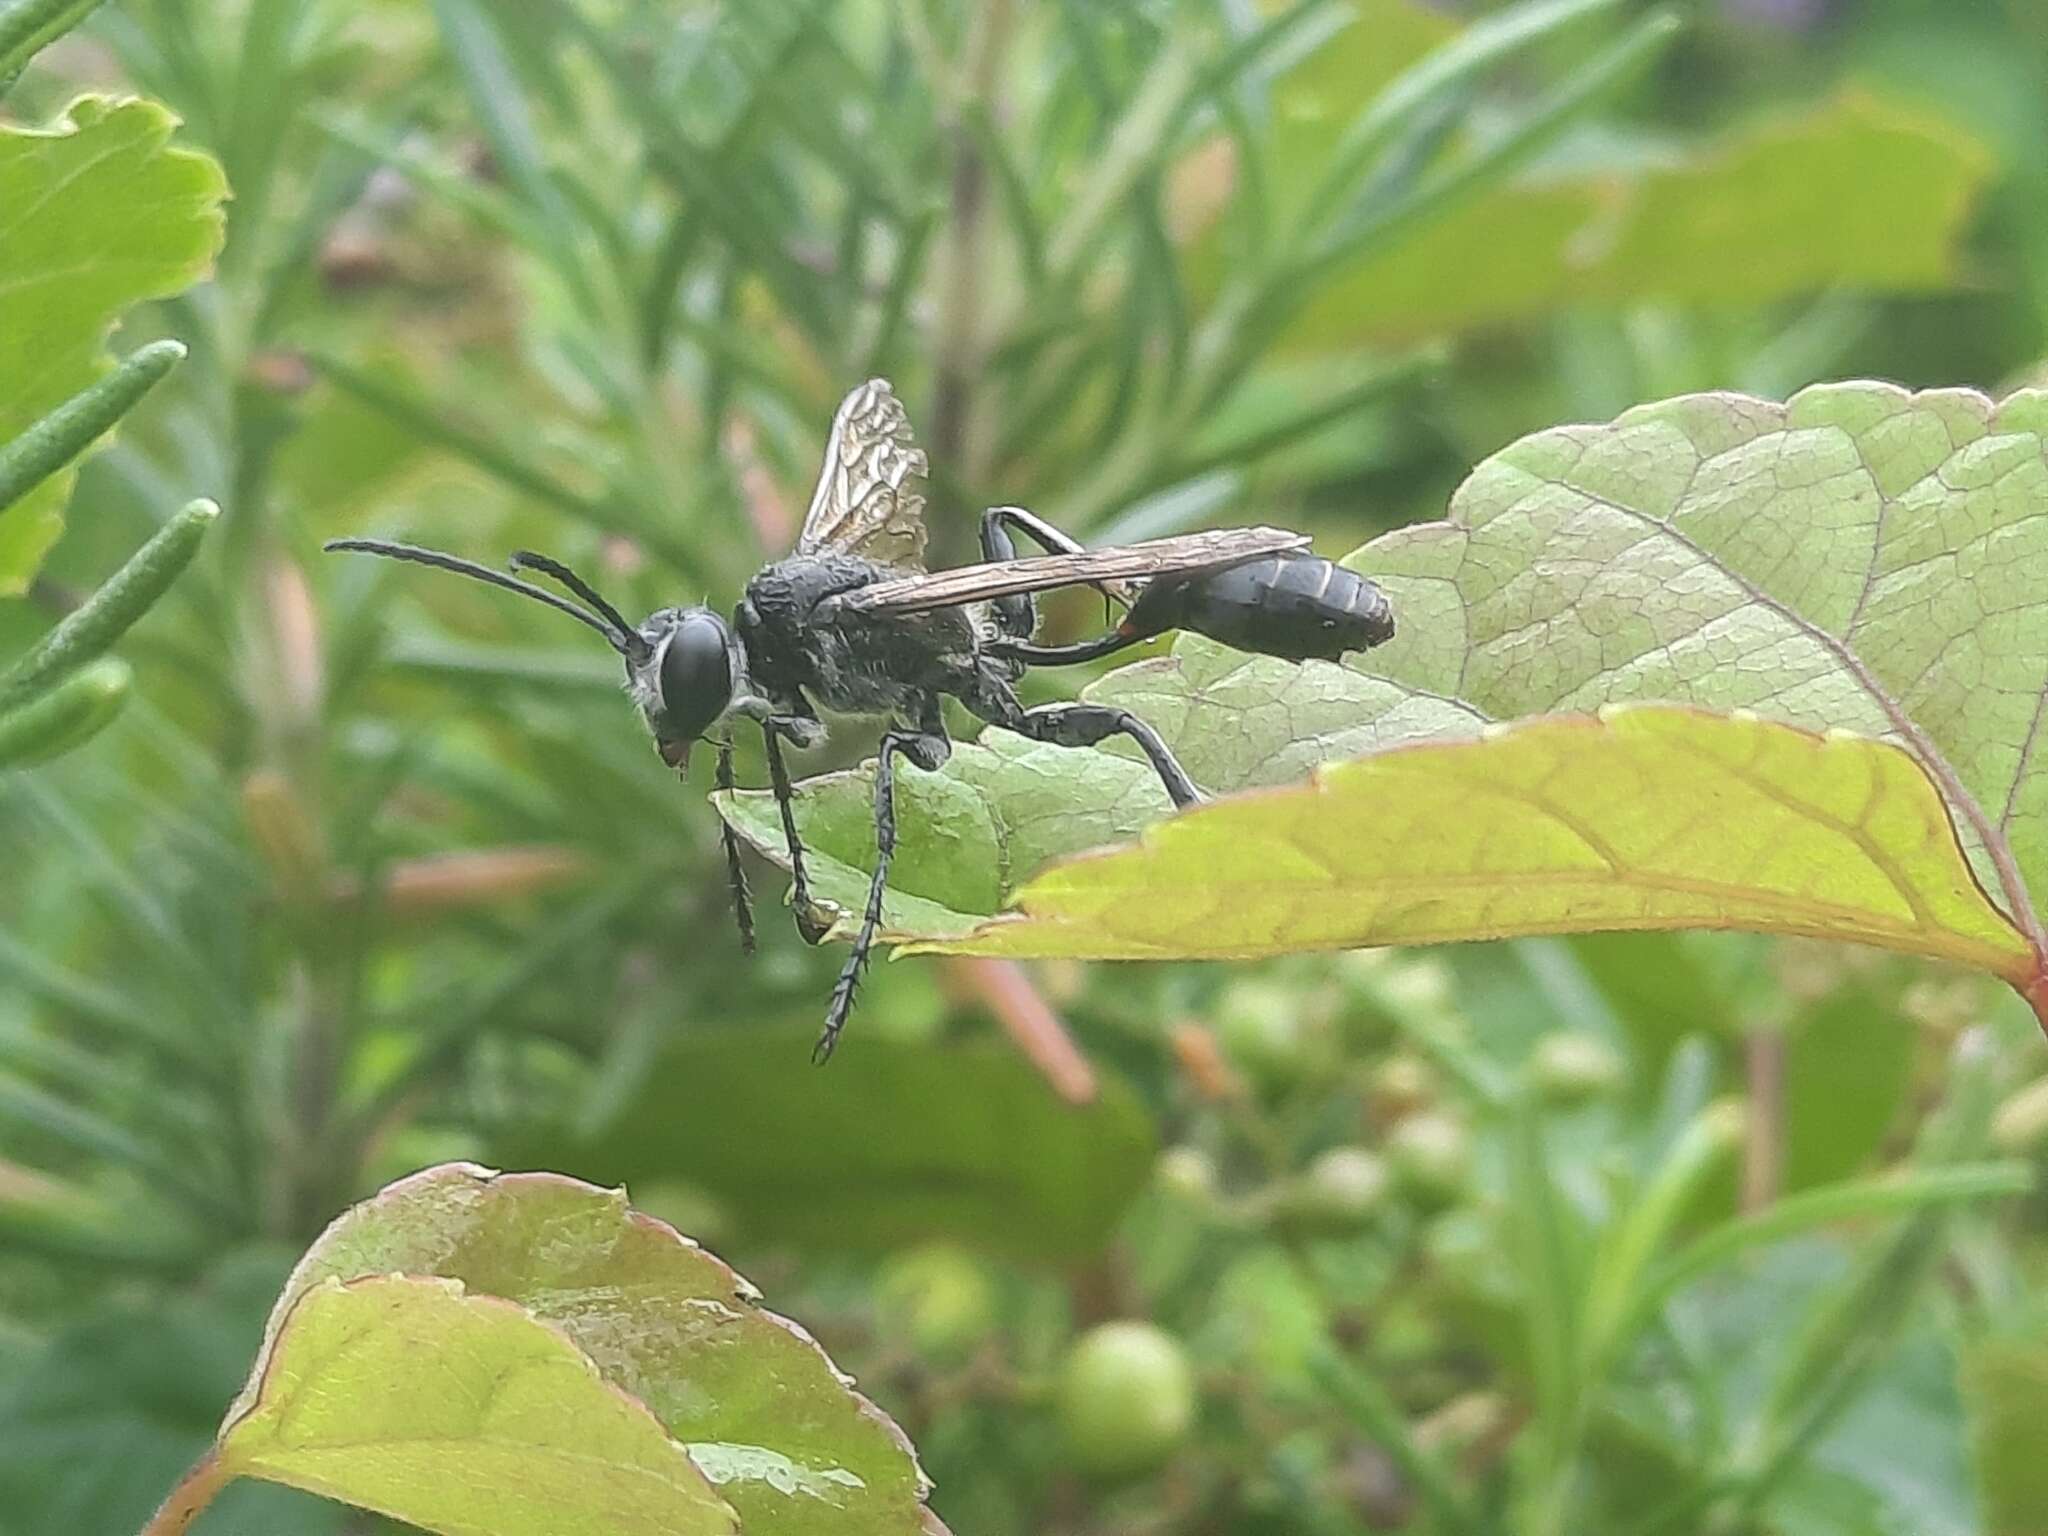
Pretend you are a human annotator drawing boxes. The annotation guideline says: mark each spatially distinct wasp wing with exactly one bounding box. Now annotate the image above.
[794,377,929,569]
[839,527,1312,616]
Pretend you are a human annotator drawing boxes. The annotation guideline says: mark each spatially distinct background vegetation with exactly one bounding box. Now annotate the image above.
[4,0,2048,1532]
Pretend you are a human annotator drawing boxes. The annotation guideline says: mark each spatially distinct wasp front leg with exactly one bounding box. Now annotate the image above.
[816,719,952,1062]
[756,712,837,946]
[712,733,756,954]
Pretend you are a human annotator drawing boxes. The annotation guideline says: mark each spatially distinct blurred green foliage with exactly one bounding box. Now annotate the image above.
[4,0,2048,1533]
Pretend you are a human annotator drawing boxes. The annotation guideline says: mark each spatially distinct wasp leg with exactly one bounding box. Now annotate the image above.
[978,505,1143,659]
[986,628,1144,667]
[714,733,756,955]
[762,715,833,945]
[1012,702,1201,808]
[817,725,953,1063]
[978,506,1077,640]
[980,504,1089,558]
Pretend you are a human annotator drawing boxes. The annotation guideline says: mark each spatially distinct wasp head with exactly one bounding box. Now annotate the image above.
[631,606,739,769]
[320,539,743,771]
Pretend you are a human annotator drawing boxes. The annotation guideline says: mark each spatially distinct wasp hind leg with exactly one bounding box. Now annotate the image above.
[977,505,1154,666]
[1013,702,1200,808]
[816,721,952,1063]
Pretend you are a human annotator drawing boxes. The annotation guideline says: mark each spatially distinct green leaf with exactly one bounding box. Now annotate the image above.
[925,707,2033,979]
[217,1275,739,1536]
[1277,89,1994,345]
[0,97,225,592]
[509,1031,1156,1262]
[224,1162,943,1536]
[1364,382,2048,916]
[718,661,1483,939]
[0,498,216,714]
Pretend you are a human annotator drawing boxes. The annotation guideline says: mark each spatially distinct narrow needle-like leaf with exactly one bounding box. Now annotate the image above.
[0,340,184,517]
[0,498,217,715]
[0,0,113,89]
[0,656,129,766]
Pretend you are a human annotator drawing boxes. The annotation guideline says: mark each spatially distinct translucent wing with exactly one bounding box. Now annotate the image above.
[839,527,1312,615]
[795,378,929,568]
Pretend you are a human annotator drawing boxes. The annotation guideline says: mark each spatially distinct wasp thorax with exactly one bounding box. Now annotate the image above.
[650,607,736,743]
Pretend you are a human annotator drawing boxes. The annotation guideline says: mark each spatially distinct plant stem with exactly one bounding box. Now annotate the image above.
[1308,1343,1488,1536]
[1742,1027,1784,1213]
[2026,961,2048,1037]
[137,1451,230,1536]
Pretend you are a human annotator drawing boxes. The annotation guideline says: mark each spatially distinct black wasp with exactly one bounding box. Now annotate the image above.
[328,380,1394,1060]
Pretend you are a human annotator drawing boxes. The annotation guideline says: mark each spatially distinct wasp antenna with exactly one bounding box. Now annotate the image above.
[506,549,641,643]
[324,537,633,656]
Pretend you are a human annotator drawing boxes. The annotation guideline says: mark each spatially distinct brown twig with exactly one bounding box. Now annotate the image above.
[944,957,1096,1104]
[137,1452,230,1536]
[1742,1028,1785,1213]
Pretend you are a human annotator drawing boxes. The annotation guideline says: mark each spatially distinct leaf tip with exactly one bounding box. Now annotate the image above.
[74,655,130,698]
[134,337,188,367]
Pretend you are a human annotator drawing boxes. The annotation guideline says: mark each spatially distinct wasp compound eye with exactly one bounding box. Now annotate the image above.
[656,609,735,741]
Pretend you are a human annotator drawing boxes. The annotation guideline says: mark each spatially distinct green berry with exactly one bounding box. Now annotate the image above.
[1529,1032,1626,1103]
[1367,1054,1437,1122]
[1057,1321,1197,1479]
[1213,979,1315,1089]
[876,1244,996,1361]
[1387,1112,1471,1206]
[1994,1075,2048,1153]
[1156,1145,1219,1204]
[1372,959,1456,1020]
[1281,1147,1393,1233]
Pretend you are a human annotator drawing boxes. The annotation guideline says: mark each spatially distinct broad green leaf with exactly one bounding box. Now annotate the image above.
[0,97,225,592]
[925,708,2032,976]
[735,384,2046,1001]
[218,1275,738,1536]
[231,1162,942,1536]
[718,662,1482,938]
[1360,382,2048,915]
[510,1031,1156,1262]
[1965,1333,2048,1536]
[1279,92,1992,345]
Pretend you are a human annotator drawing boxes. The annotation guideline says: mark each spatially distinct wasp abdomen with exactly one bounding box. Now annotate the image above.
[1122,551,1394,663]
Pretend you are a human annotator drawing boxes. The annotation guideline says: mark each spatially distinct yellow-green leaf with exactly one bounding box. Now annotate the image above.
[1365,382,2048,914]
[0,97,225,592]
[914,708,2034,980]
[217,1274,737,1536]
[230,1163,941,1536]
